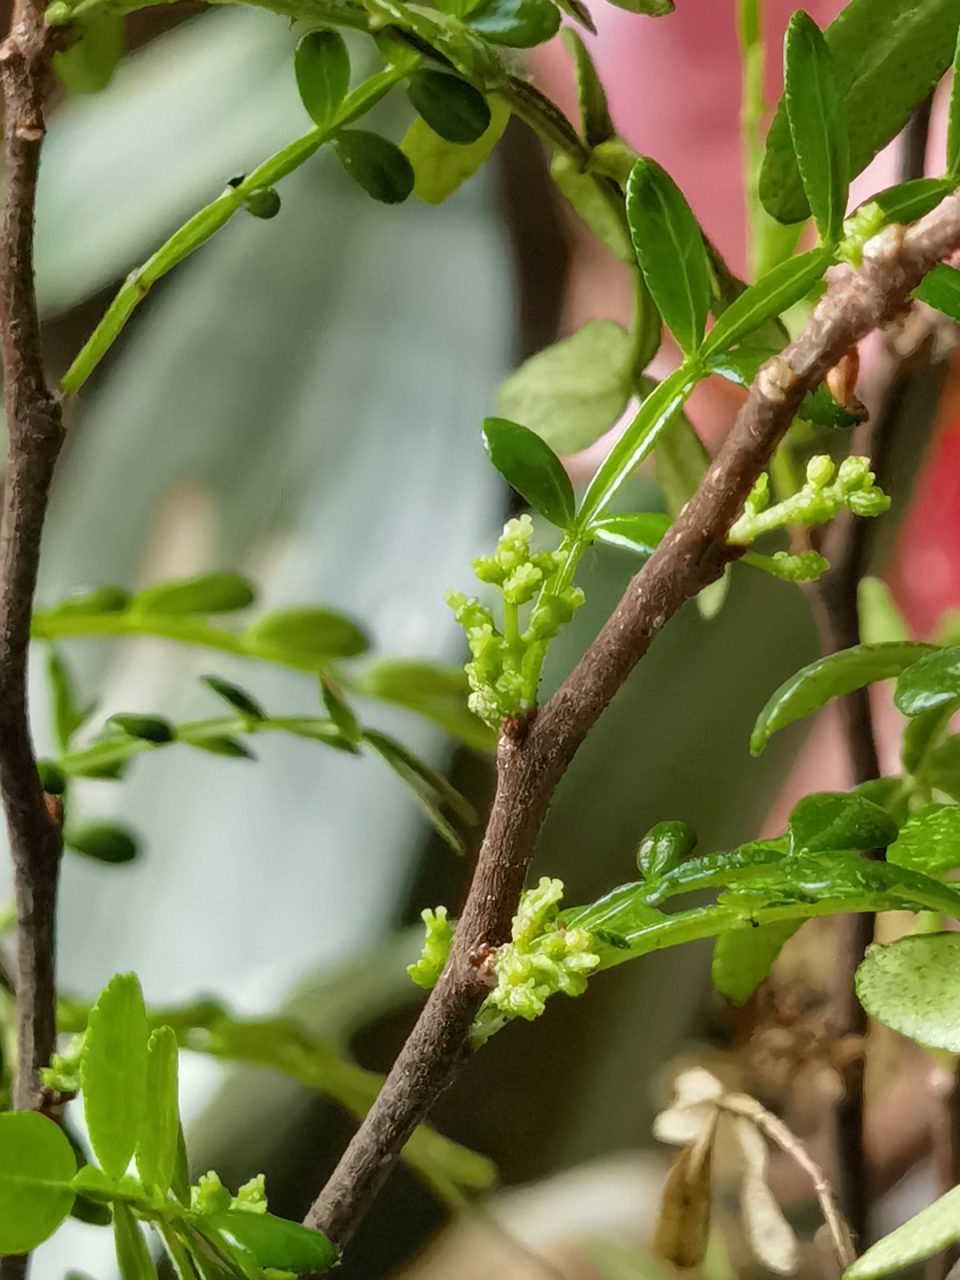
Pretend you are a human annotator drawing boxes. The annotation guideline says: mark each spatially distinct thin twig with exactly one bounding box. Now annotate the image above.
[305,190,960,1254]
[0,0,65,1124]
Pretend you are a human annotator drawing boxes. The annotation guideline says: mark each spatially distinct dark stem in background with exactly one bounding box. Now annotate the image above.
[0,0,64,1271]
[305,185,960,1255]
[810,96,933,1247]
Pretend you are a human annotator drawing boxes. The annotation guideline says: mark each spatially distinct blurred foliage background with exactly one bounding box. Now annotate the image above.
[0,7,826,1275]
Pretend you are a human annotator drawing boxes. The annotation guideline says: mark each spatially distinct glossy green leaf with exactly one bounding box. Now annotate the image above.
[110,714,175,744]
[48,647,94,752]
[467,0,561,48]
[550,156,634,263]
[783,11,848,243]
[857,932,960,1053]
[333,131,415,204]
[201,676,265,721]
[926,733,960,801]
[402,94,510,205]
[788,791,898,855]
[67,824,139,864]
[131,573,255,617]
[702,252,830,363]
[244,606,369,667]
[626,157,710,357]
[751,642,935,754]
[895,645,960,716]
[900,701,957,778]
[294,30,350,129]
[406,71,490,145]
[637,820,697,879]
[654,413,709,516]
[949,25,960,178]
[363,728,475,852]
[349,659,496,753]
[868,177,952,227]
[481,417,575,528]
[496,321,633,456]
[590,512,671,557]
[604,0,672,13]
[761,0,960,225]
[845,1183,960,1279]
[47,585,130,617]
[54,14,122,94]
[206,1211,338,1273]
[0,1112,77,1255]
[561,28,614,147]
[114,1201,157,1280]
[887,805,960,878]
[81,973,149,1179]
[136,1026,179,1196]
[914,263,960,322]
[712,920,801,1006]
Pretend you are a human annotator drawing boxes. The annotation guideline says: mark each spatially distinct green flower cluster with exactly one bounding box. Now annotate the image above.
[194,1172,268,1215]
[407,906,453,989]
[446,515,584,729]
[728,455,890,546]
[472,877,600,1046]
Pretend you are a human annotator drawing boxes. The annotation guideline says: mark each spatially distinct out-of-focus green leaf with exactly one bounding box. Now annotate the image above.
[782,11,848,243]
[243,606,369,666]
[110,713,175,743]
[858,576,909,646]
[712,920,801,1006]
[349,659,495,752]
[81,973,149,1179]
[857,933,960,1053]
[363,728,475,851]
[54,14,122,94]
[131,573,255,617]
[626,157,709,357]
[0,1112,77,1255]
[561,28,614,147]
[751,642,935,753]
[48,646,94,751]
[760,0,960,224]
[926,733,960,801]
[550,156,634,263]
[496,321,632,456]
[481,417,575,528]
[201,675,266,721]
[402,95,509,205]
[67,824,140,864]
[294,29,350,129]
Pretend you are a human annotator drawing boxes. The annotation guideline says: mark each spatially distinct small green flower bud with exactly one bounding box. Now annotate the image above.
[244,187,281,219]
[44,1,72,24]
[806,455,835,488]
[408,906,454,989]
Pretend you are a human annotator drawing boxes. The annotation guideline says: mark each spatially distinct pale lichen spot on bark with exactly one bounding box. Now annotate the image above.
[756,356,797,404]
[863,223,904,266]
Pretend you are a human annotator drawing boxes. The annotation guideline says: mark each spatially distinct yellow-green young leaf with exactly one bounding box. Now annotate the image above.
[82,973,149,1179]
[244,607,369,667]
[857,933,960,1053]
[550,155,634,263]
[561,28,614,147]
[626,158,710,357]
[783,11,848,243]
[761,0,960,225]
[712,921,801,1006]
[294,30,350,129]
[845,1184,960,1280]
[131,573,255,617]
[887,805,960,879]
[497,320,632,455]
[113,1202,157,1280]
[54,13,122,94]
[136,1026,180,1196]
[0,1112,77,1255]
[402,96,509,206]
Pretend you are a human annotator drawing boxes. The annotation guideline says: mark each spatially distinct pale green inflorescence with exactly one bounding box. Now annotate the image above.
[446,515,584,729]
[407,906,453,989]
[194,1171,269,1215]
[728,455,890,546]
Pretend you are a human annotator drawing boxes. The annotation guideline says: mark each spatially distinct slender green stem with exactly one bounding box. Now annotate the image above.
[737,0,766,280]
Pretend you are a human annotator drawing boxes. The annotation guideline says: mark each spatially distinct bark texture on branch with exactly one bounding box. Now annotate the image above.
[0,0,64,1125]
[306,195,960,1252]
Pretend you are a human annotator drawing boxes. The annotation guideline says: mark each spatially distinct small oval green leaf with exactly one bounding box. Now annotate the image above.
[637,820,697,879]
[67,824,139,864]
[81,973,149,1179]
[788,791,898,855]
[47,585,131,617]
[334,130,415,204]
[131,573,255,617]
[467,0,561,48]
[109,714,174,744]
[0,1112,76,1255]
[626,157,710,357]
[712,920,801,1006]
[207,1211,338,1273]
[406,70,490,144]
[201,675,265,721]
[481,417,575,528]
[294,29,350,128]
[783,11,848,243]
[751,642,935,754]
[895,645,960,716]
[244,606,369,667]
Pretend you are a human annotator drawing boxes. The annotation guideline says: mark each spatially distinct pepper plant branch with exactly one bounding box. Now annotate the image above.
[0,0,65,1131]
[305,187,960,1252]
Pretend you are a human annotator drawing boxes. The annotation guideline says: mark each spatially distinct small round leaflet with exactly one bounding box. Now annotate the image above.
[0,1112,76,1255]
